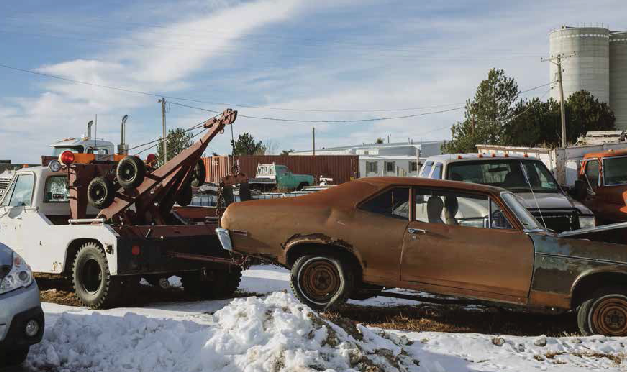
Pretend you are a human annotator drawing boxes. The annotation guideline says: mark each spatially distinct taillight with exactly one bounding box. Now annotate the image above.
[59,150,75,165]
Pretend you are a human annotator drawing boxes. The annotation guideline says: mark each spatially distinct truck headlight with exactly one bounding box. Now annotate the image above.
[579,215,596,229]
[0,253,33,295]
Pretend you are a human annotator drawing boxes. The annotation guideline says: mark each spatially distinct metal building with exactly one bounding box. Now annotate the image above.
[549,26,627,131]
[610,32,627,130]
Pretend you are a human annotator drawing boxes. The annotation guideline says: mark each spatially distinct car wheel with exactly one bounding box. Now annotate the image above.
[72,242,119,309]
[579,288,627,336]
[87,176,116,209]
[0,347,29,367]
[116,156,146,189]
[290,255,354,311]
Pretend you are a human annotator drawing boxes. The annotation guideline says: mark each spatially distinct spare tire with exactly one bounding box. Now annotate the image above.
[116,156,146,189]
[190,160,206,187]
[88,177,115,209]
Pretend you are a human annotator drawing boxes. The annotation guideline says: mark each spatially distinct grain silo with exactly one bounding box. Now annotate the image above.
[610,32,627,130]
[549,26,611,104]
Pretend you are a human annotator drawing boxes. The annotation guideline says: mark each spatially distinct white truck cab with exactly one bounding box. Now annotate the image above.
[51,137,115,156]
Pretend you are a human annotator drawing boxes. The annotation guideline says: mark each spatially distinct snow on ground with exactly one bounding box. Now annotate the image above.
[28,265,627,371]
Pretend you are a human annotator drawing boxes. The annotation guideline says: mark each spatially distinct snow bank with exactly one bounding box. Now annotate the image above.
[28,292,419,372]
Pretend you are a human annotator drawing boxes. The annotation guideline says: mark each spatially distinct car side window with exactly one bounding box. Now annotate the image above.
[3,174,35,207]
[584,160,600,189]
[490,198,514,229]
[360,187,409,220]
[431,163,443,179]
[419,161,433,178]
[415,188,496,229]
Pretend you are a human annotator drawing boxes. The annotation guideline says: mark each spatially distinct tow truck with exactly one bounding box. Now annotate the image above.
[0,109,247,309]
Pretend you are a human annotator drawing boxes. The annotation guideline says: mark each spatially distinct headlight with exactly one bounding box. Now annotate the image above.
[0,253,33,295]
[579,215,596,229]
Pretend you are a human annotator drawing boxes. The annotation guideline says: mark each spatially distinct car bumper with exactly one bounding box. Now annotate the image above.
[215,228,233,251]
[0,283,44,351]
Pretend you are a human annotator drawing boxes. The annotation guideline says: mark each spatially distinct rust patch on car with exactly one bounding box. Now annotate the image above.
[283,233,354,252]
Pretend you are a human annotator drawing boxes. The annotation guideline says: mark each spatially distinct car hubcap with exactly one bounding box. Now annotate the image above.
[300,259,340,303]
[81,259,103,294]
[91,185,106,201]
[592,296,627,336]
[121,164,135,181]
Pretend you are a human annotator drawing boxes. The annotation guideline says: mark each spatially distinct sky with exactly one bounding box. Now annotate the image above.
[0,0,625,163]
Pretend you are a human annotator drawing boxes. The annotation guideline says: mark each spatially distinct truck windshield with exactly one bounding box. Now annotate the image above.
[448,160,559,193]
[53,146,83,155]
[603,156,627,186]
[500,192,543,231]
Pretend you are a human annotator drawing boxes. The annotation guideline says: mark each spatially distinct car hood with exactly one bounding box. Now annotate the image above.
[0,242,13,280]
[515,192,592,215]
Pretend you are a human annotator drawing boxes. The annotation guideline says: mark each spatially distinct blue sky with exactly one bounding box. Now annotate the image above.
[0,0,624,162]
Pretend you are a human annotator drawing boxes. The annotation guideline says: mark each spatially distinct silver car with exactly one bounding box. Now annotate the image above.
[0,242,44,368]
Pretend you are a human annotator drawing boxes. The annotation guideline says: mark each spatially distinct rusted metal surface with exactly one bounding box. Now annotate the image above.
[203,155,359,185]
[221,176,627,313]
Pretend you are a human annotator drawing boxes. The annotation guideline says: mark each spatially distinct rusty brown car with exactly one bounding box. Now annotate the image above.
[217,177,627,336]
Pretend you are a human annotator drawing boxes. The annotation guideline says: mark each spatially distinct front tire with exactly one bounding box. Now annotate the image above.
[72,242,119,309]
[290,255,354,311]
[578,288,627,336]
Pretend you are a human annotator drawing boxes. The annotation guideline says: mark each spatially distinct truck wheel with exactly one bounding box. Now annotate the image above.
[87,177,115,209]
[181,267,242,299]
[0,347,29,367]
[190,160,206,187]
[116,156,146,189]
[297,182,307,191]
[578,287,627,336]
[290,254,354,311]
[176,183,193,206]
[72,242,119,309]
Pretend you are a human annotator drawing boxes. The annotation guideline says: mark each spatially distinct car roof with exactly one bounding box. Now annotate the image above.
[353,177,503,194]
[424,153,534,164]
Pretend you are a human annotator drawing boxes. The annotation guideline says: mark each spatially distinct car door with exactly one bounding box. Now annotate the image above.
[0,173,36,257]
[353,186,410,282]
[400,187,535,304]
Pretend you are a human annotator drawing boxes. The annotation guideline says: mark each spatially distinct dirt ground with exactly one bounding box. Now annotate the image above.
[38,277,578,337]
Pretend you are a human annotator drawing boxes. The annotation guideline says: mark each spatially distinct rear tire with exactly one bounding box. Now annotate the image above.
[0,347,29,367]
[578,287,627,336]
[72,242,119,309]
[116,156,146,189]
[87,177,115,209]
[290,254,354,311]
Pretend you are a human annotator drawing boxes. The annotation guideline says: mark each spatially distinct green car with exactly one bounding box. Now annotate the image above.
[249,163,314,191]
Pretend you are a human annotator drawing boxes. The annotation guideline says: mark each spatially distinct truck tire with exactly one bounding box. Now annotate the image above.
[116,156,146,189]
[0,347,29,367]
[72,242,119,309]
[577,287,627,336]
[290,254,354,311]
[181,267,242,299]
[87,177,116,209]
[176,183,193,206]
[190,160,206,187]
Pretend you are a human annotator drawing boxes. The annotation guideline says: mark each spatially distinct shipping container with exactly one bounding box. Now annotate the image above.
[202,155,359,185]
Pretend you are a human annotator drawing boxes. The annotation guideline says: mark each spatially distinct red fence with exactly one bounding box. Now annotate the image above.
[202,155,359,185]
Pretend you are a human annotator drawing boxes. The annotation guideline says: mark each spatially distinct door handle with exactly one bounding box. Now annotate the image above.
[407,227,427,234]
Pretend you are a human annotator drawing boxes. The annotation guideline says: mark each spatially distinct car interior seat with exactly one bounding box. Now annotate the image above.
[427,196,444,224]
[502,170,525,188]
[444,196,459,225]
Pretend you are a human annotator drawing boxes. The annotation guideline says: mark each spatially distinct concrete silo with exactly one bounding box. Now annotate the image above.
[610,32,627,130]
[549,26,610,103]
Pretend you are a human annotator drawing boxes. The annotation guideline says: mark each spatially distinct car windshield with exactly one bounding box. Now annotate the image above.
[500,192,543,230]
[603,156,627,186]
[448,159,559,193]
[52,146,83,156]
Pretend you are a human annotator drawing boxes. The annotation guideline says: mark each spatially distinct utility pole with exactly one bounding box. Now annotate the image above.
[542,52,575,148]
[312,127,316,156]
[158,98,168,161]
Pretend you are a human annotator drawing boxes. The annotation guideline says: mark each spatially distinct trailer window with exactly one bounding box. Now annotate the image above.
[2,174,34,207]
[366,161,378,173]
[44,176,70,202]
[385,161,395,173]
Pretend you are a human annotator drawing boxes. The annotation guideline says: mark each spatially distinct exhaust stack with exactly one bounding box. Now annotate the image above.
[118,115,129,155]
[87,120,93,139]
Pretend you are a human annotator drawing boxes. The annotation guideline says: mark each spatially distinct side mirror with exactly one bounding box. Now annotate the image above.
[574,179,588,200]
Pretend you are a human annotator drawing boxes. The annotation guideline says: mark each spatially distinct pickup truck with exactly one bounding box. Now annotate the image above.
[575,149,627,223]
[249,163,314,191]
[420,154,595,233]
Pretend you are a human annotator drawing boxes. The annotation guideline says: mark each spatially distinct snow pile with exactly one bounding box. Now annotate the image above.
[29,292,419,372]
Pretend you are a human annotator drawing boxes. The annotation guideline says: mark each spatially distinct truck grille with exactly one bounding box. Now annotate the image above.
[530,211,578,233]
